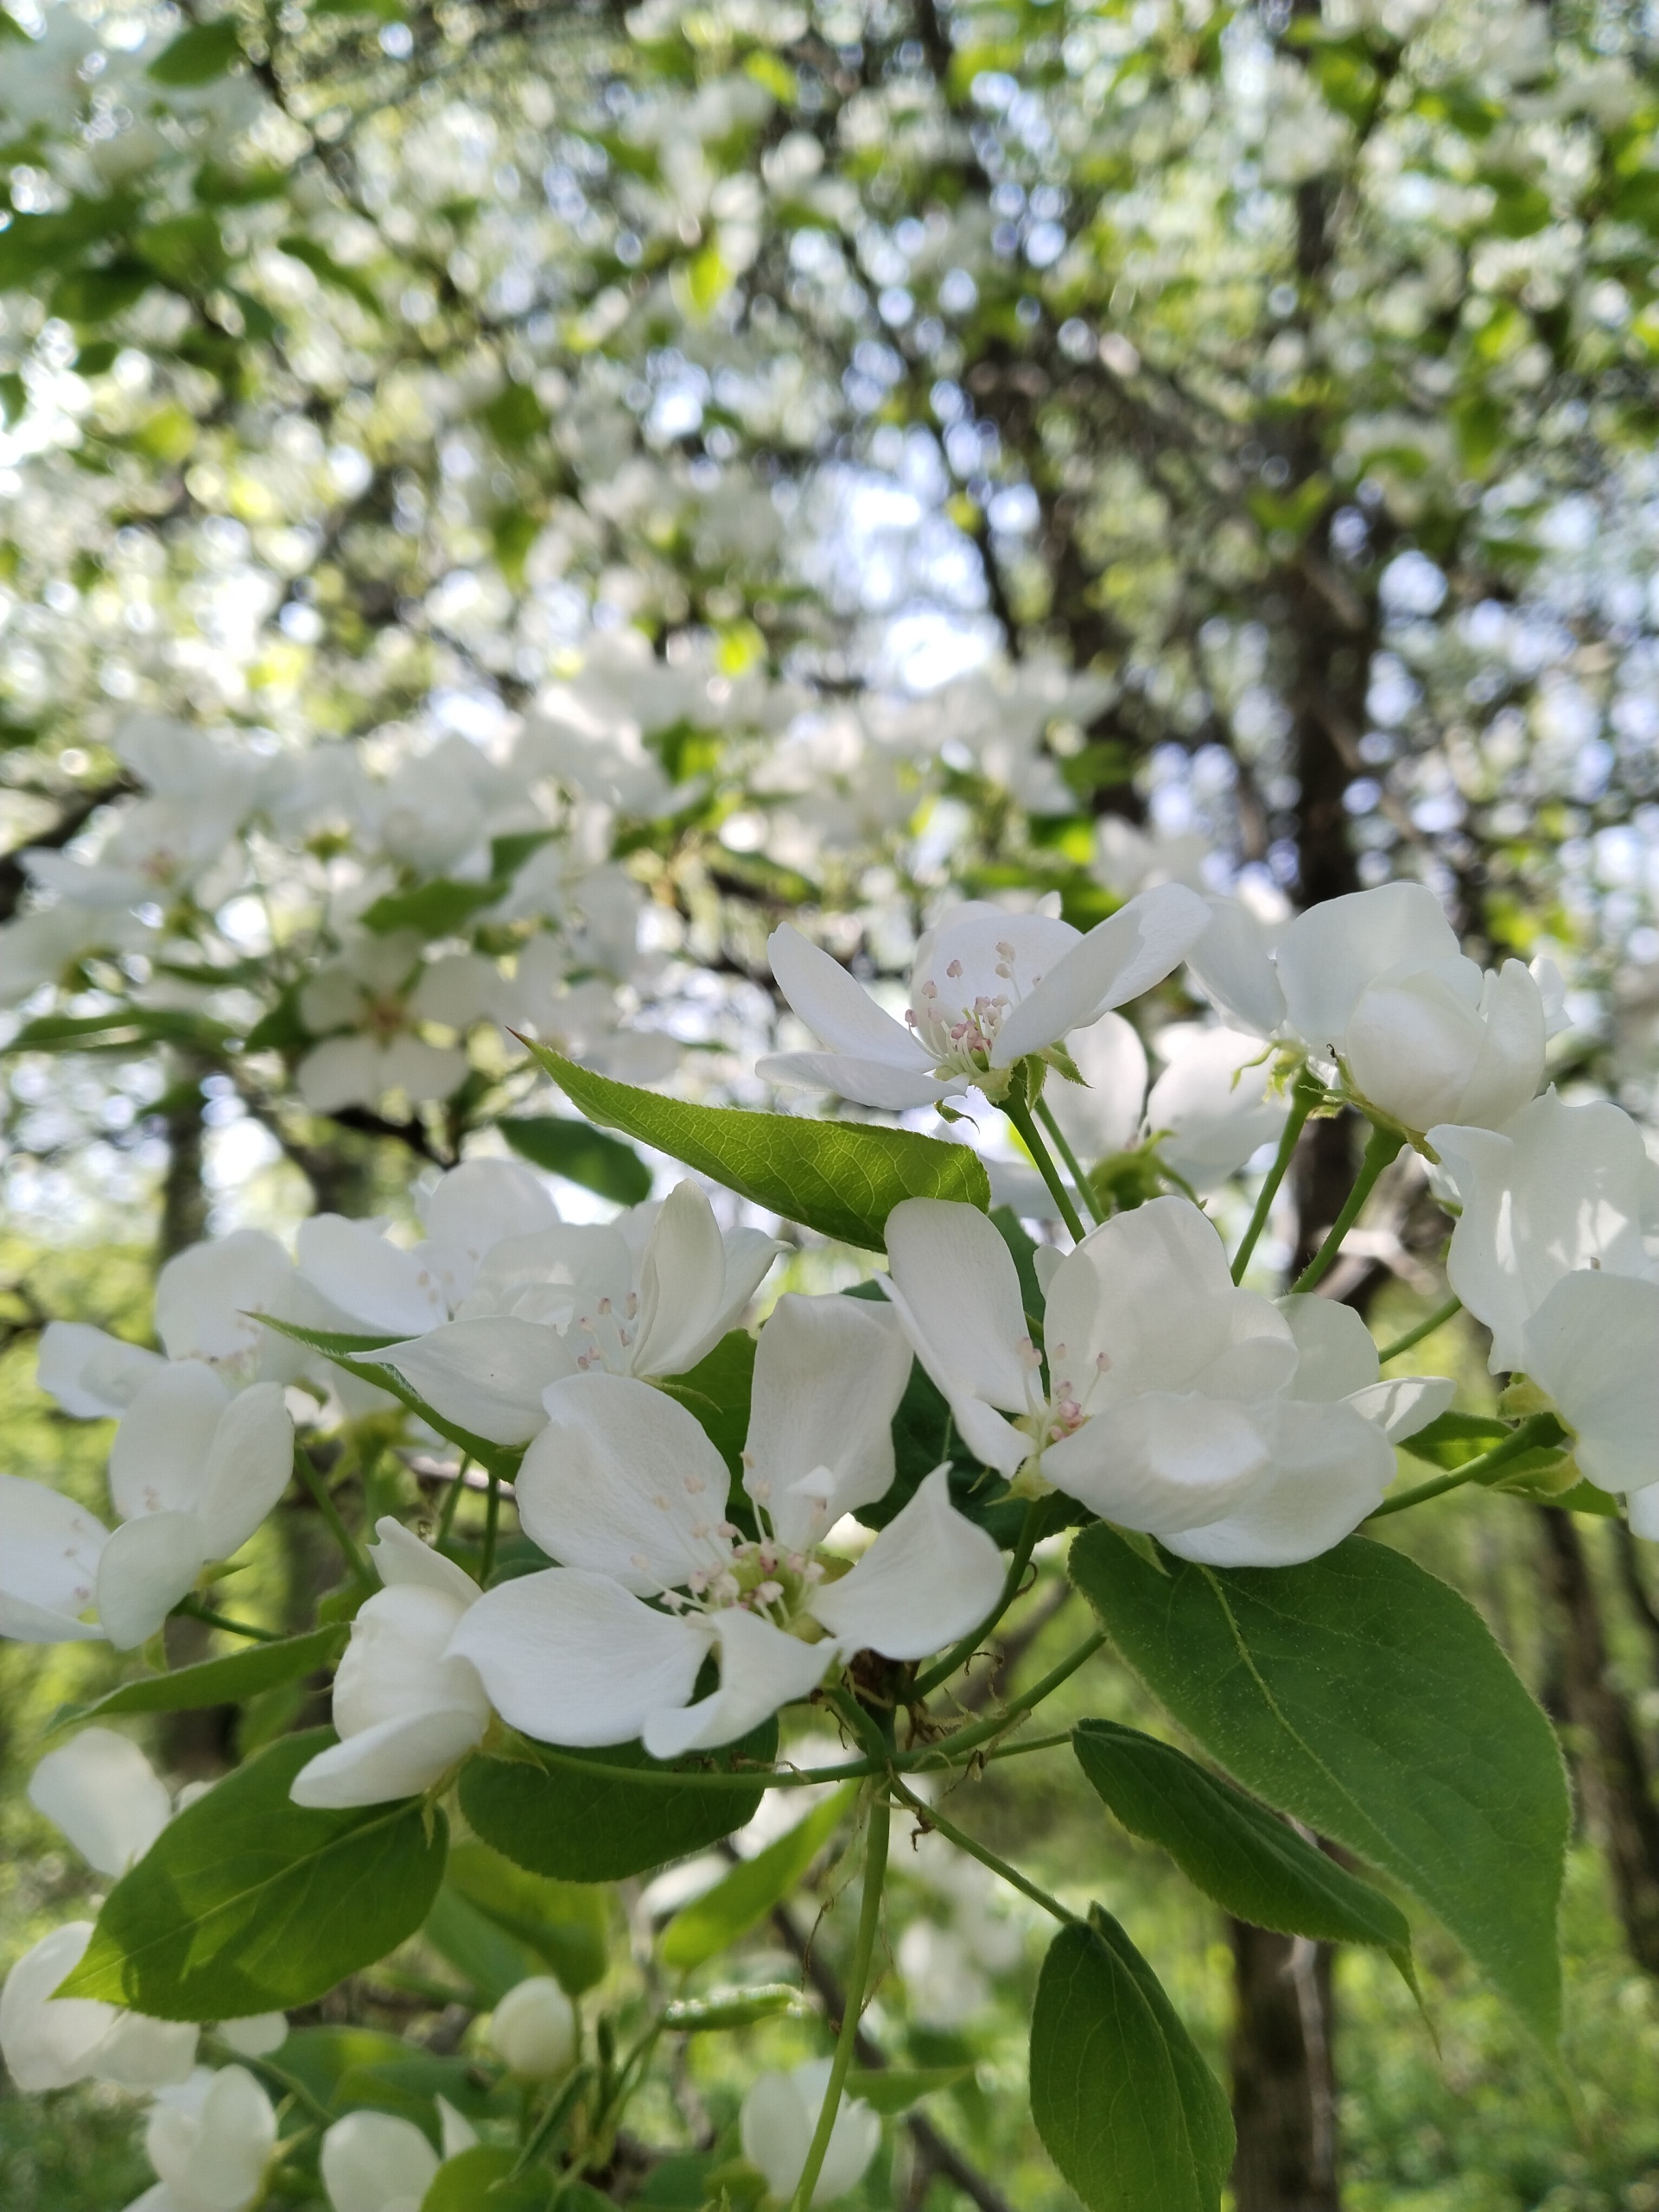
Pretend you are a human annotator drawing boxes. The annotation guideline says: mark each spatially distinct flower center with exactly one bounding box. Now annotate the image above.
[904,942,1041,1081]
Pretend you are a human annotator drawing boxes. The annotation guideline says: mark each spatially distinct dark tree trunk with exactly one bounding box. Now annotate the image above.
[156,1058,209,1264]
[1537,1507,1659,1977]
[1228,1922,1340,2212]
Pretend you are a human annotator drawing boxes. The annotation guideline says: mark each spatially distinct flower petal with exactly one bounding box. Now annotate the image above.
[883,1198,1032,1414]
[109,1363,230,1523]
[321,2110,440,2212]
[1274,880,1458,1054]
[518,1371,734,1593]
[1347,1375,1457,1441]
[296,1034,382,1115]
[990,884,1210,1067]
[1185,897,1287,1039]
[36,1321,163,1418]
[155,1230,302,1379]
[809,1467,1004,1660]
[632,1181,735,1376]
[420,1160,560,1306]
[28,1729,173,1877]
[96,1513,207,1651]
[1277,1293,1379,1402]
[289,1707,487,1809]
[382,1318,576,1445]
[768,922,925,1065]
[0,1923,113,2090]
[1523,1270,1659,1495]
[1160,1398,1394,1567]
[755,1049,952,1110]
[448,1567,713,1747]
[195,1383,294,1560]
[745,1294,913,1547]
[366,1516,480,1605]
[0,1474,108,1643]
[1043,1394,1273,1533]
[295,1215,450,1338]
[642,1606,832,1760]
[1045,1012,1148,1161]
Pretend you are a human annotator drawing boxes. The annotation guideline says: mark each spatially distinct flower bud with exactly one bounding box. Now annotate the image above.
[490,1975,576,2078]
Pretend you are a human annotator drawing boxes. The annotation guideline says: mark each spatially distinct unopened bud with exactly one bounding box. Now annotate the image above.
[490,1977,576,2079]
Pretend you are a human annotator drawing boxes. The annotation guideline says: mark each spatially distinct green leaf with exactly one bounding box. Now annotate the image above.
[499,1114,652,1205]
[147,17,243,83]
[423,2145,550,2210]
[1399,1408,1510,1468]
[57,1730,448,2019]
[423,1884,545,2005]
[258,1316,520,1471]
[12,1007,234,1053]
[1069,1530,1569,2043]
[660,1329,756,1487]
[54,1625,346,1727]
[443,1841,609,1995]
[480,378,549,450]
[660,1984,807,2032]
[846,2065,975,2114]
[1071,1719,1412,1968]
[522,1045,988,1253]
[277,233,381,315]
[272,2024,505,2127]
[459,1723,779,1884]
[137,213,230,292]
[360,877,505,937]
[1030,1906,1234,2212]
[659,1783,856,1970]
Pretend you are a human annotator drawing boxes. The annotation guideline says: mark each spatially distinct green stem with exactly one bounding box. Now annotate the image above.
[482,1465,502,1584]
[1035,1096,1106,1227]
[912,1496,1052,1698]
[891,1778,1076,1925]
[435,1459,467,1546]
[508,2064,594,2182]
[172,1597,281,1643]
[1292,1119,1406,1294]
[984,1728,1074,1762]
[1367,1414,1564,1521]
[789,1794,891,2212]
[1376,1295,1462,1363]
[1232,1070,1322,1283]
[293,1444,374,1589]
[925,1630,1106,1765]
[1005,1092,1089,1243]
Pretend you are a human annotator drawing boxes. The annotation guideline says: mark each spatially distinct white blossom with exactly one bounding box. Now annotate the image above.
[741,2060,880,2206]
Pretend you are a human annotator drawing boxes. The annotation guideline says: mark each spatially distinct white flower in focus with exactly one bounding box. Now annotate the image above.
[1188,883,1556,1138]
[29,1728,173,1876]
[741,2059,880,2206]
[757,887,1209,1110]
[320,2108,440,2212]
[448,1293,1003,1757]
[127,2065,277,2212]
[296,931,486,1113]
[490,1976,577,2077]
[379,1180,781,1447]
[885,1198,1452,1566]
[290,1521,490,1809]
[1429,1091,1659,1374]
[1,1923,199,2093]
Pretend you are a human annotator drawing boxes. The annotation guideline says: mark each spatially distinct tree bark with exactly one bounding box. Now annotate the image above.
[1537,1507,1659,1977]
[156,1057,210,1264]
[1228,1923,1340,2212]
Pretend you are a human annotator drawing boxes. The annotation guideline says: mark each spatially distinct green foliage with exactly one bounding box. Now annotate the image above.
[659,1783,856,1971]
[1030,1905,1234,2212]
[53,1624,347,1726]
[1071,1530,1570,2044]
[1071,1719,1413,1972]
[659,1328,756,1489]
[58,1730,448,2018]
[523,1044,990,1251]
[458,1722,779,1884]
[423,2146,550,2210]
[499,1114,652,1205]
[443,1840,609,1995]
[145,18,244,84]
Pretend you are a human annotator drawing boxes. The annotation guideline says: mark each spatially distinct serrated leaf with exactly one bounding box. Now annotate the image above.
[1071,1719,1412,1970]
[54,1624,346,1727]
[499,1114,652,1205]
[459,1724,778,1883]
[659,1783,855,1971]
[1030,1906,1233,2212]
[56,1730,448,2019]
[522,1044,988,1252]
[1069,1530,1569,2044]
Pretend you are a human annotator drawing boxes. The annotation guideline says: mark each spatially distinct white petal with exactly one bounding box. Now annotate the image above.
[1344,959,1494,1134]
[89,2009,200,2092]
[1277,1293,1380,1402]
[331,1586,487,1740]
[437,2098,478,2160]
[991,883,1210,1066]
[883,1198,1032,1413]
[109,1363,230,1523]
[289,1707,487,1809]
[809,1467,1004,1660]
[321,2109,442,2212]
[768,922,926,1065]
[1043,1394,1274,1533]
[409,951,505,1029]
[642,1606,832,1760]
[195,1383,294,1560]
[1523,1271,1659,1496]
[0,1923,113,2090]
[97,1513,207,1651]
[156,1231,302,1379]
[517,1372,734,1594]
[366,1516,480,1605]
[296,1035,382,1115]
[379,1034,469,1105]
[1275,881,1458,1054]
[746,1294,913,1547]
[219,2015,287,2059]
[29,1729,172,1876]
[1347,1375,1457,1441]
[0,1474,108,1643]
[382,1318,575,1445]
[1185,897,1287,1039]
[755,1049,951,1110]
[632,1181,734,1376]
[448,1568,713,1746]
[1629,1486,1659,1541]
[1044,1012,1148,1161]
[1160,1398,1394,1567]
[1145,1026,1289,1188]
[682,1225,783,1373]
[1451,959,1546,1128]
[165,2064,276,2211]
[37,1321,163,1418]
[296,1216,450,1337]
[420,1160,560,1306]
[742,2063,880,2208]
